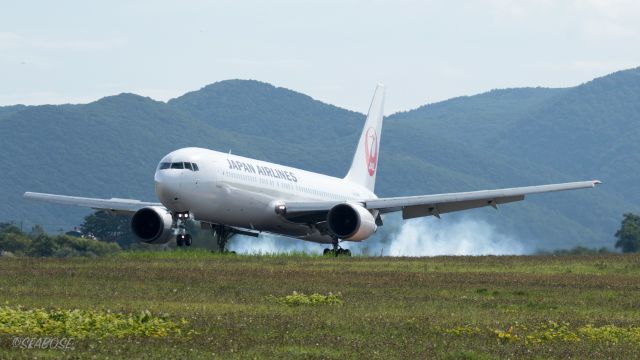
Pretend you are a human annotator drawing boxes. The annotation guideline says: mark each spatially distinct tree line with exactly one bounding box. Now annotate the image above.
[0,222,120,257]
[1,212,639,256]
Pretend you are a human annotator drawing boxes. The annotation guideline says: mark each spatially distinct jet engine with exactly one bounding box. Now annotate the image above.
[327,203,377,241]
[131,206,174,244]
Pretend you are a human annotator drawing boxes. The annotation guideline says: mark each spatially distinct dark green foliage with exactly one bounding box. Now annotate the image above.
[41,234,121,257]
[615,213,640,253]
[0,223,120,257]
[2,69,640,251]
[536,246,613,255]
[0,222,22,234]
[555,246,611,255]
[80,211,136,248]
[0,223,30,253]
[27,234,56,257]
[28,224,46,238]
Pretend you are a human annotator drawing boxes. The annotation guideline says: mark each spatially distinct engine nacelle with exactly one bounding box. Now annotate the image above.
[131,206,174,244]
[327,203,377,241]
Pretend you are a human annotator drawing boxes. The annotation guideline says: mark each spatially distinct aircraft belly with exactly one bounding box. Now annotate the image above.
[257,223,333,244]
[186,184,279,230]
[184,183,334,244]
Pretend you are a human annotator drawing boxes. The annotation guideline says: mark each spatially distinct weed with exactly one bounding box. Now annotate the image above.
[276,291,343,306]
[0,306,189,339]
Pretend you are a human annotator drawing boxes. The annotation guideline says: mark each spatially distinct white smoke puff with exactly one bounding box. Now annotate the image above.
[228,217,528,256]
[228,234,319,254]
[388,217,528,256]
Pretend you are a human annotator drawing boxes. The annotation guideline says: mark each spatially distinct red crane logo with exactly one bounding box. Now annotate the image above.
[364,127,378,176]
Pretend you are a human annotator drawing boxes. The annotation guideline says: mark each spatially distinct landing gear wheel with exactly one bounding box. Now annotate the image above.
[328,238,351,257]
[341,249,352,256]
[176,234,185,247]
[335,248,352,256]
[184,234,192,247]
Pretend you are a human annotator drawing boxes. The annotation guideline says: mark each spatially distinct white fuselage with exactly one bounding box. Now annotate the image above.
[154,147,376,244]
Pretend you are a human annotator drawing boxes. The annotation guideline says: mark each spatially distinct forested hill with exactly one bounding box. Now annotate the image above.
[1,67,639,250]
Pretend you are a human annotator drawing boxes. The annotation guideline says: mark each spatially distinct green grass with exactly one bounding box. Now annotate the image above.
[1,252,640,359]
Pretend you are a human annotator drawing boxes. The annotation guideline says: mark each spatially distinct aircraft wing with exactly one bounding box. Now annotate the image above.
[282,180,601,221]
[23,192,162,215]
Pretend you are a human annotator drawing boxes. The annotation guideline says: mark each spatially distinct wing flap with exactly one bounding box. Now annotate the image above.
[401,195,524,220]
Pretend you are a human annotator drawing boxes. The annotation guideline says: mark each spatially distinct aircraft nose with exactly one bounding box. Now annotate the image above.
[155,169,182,205]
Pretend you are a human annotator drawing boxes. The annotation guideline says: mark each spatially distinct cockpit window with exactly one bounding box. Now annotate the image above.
[159,162,199,171]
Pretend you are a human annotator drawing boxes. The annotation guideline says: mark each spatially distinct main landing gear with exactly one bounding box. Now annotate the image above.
[171,211,259,252]
[208,224,259,253]
[211,224,234,253]
[323,237,352,257]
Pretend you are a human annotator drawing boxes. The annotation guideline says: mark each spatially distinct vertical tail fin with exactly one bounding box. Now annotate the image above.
[345,84,385,192]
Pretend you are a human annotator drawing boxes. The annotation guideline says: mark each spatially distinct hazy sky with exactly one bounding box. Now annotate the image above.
[2,0,639,113]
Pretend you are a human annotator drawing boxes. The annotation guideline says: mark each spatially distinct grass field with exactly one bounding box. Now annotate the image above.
[1,251,640,359]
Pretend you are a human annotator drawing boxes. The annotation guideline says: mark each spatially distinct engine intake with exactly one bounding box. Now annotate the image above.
[327,203,377,241]
[131,206,174,244]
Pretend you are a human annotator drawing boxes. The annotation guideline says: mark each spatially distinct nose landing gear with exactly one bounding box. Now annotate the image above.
[176,233,192,247]
[175,212,192,247]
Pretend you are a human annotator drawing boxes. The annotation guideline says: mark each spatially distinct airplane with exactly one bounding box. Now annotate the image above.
[24,85,601,256]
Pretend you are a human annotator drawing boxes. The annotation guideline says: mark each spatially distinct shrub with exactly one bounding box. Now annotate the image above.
[486,322,640,345]
[1,223,121,257]
[26,234,58,257]
[0,306,189,339]
[25,235,121,257]
[0,232,32,253]
[276,291,343,306]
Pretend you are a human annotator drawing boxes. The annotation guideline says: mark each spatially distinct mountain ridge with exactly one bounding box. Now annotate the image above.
[1,67,639,250]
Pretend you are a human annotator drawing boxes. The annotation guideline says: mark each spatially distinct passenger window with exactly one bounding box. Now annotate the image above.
[159,162,171,170]
[184,162,193,171]
[192,163,199,171]
[171,162,184,169]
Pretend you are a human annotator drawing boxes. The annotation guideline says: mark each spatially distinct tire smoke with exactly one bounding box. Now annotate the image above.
[228,216,529,256]
[386,217,529,256]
